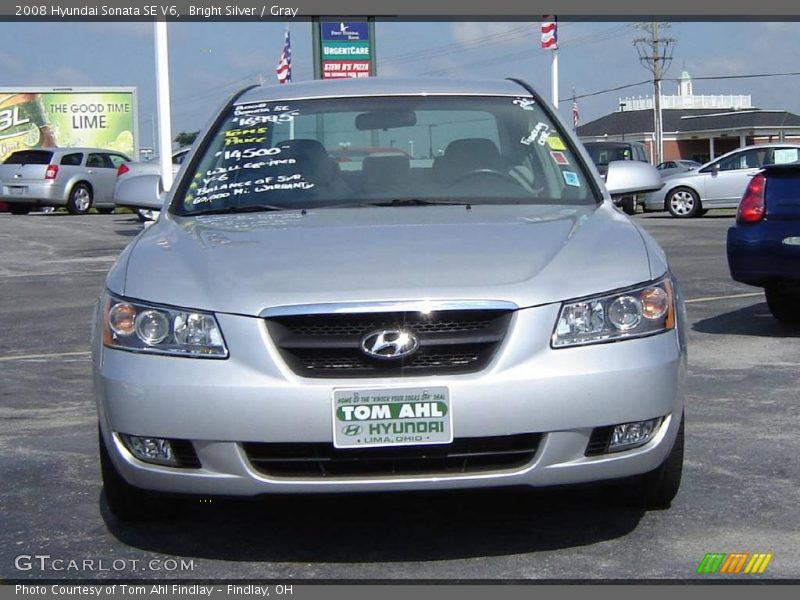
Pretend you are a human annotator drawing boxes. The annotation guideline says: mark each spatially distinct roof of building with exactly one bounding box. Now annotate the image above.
[577,108,800,137]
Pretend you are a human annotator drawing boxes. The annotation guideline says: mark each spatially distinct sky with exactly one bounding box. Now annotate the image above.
[2,20,799,152]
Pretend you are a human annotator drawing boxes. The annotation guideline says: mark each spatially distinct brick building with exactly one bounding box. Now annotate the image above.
[576,70,800,164]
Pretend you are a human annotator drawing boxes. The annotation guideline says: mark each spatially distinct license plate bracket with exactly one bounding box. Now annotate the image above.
[332,386,452,449]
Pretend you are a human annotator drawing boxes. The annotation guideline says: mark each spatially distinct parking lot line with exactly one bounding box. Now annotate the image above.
[0,350,90,362]
[685,291,763,304]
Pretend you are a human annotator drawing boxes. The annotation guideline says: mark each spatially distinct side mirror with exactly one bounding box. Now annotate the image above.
[711,163,720,177]
[604,160,664,196]
[113,174,165,210]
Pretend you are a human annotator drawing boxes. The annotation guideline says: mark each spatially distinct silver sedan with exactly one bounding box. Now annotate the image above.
[645,143,800,217]
[96,77,685,521]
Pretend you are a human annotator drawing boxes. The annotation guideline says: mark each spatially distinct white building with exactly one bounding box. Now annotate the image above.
[619,69,752,112]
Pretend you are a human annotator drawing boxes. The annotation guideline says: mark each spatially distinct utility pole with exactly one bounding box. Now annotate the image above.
[634,21,675,165]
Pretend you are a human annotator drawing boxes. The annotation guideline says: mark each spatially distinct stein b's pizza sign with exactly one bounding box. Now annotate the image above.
[0,87,138,162]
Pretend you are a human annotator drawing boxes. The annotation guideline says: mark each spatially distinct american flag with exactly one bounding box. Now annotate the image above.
[572,99,580,128]
[541,17,557,50]
[276,30,291,84]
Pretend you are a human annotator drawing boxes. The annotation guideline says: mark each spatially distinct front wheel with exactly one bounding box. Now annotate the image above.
[137,209,158,223]
[765,286,800,323]
[67,183,93,215]
[632,414,684,509]
[620,196,637,215]
[9,204,33,215]
[99,427,184,521]
[666,187,702,218]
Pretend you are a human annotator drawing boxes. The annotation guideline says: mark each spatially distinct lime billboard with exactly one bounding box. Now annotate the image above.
[0,87,138,163]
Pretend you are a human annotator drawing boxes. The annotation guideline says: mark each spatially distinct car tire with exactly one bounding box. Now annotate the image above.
[137,209,158,223]
[631,414,684,510]
[9,204,33,215]
[765,286,800,323]
[98,426,183,522]
[96,207,115,215]
[621,196,637,215]
[67,183,93,215]
[666,187,702,218]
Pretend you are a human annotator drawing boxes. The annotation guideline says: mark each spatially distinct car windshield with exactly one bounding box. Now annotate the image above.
[172,95,597,216]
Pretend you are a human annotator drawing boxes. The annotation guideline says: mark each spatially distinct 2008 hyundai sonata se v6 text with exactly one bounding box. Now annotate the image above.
[94,78,686,521]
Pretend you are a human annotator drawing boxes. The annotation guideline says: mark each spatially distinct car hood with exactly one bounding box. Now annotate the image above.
[112,203,656,316]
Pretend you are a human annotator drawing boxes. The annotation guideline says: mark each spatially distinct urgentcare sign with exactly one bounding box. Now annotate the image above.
[315,20,375,79]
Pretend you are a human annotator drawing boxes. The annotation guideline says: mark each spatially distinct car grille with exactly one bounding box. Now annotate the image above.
[242,434,542,478]
[265,309,513,378]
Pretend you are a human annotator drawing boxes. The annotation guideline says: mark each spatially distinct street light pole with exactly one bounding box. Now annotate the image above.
[619,102,627,141]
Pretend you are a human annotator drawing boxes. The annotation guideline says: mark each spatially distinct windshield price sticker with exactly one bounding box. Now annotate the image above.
[332,386,452,449]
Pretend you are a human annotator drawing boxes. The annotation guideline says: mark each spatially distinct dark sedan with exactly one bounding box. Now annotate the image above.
[727,162,800,321]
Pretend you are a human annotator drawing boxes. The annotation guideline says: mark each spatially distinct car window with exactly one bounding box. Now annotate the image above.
[772,148,799,165]
[3,150,53,165]
[87,153,113,169]
[173,95,597,216]
[717,148,771,172]
[107,154,129,168]
[60,152,83,166]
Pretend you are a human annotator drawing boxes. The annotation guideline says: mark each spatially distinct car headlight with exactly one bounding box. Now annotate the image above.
[102,292,228,358]
[552,276,675,348]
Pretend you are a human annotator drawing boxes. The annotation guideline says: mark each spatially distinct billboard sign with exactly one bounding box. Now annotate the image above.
[315,20,375,80]
[0,88,137,163]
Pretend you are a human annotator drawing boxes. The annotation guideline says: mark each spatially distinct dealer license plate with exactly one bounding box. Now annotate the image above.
[332,386,452,449]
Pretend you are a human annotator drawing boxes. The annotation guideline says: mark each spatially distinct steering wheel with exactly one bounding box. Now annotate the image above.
[447,168,524,189]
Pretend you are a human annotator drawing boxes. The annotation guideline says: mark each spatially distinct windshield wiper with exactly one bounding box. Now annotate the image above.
[188,203,288,217]
[365,198,472,207]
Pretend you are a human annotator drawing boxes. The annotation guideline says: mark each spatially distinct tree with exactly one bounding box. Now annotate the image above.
[174,131,199,146]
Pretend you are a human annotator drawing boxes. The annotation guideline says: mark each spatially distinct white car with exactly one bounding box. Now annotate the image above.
[114,148,190,221]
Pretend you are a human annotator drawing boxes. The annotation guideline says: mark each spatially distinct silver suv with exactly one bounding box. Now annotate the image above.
[98,78,684,521]
[0,147,130,215]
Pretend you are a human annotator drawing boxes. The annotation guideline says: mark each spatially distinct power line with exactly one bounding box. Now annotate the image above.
[563,80,651,103]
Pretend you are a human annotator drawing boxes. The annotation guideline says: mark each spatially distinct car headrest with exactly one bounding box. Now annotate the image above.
[434,138,503,182]
[277,138,338,184]
[362,154,410,185]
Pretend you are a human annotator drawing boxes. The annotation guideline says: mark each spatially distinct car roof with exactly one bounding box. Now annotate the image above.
[13,147,130,156]
[234,77,531,104]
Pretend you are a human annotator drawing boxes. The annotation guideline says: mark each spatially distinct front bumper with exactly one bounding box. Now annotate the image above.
[94,303,686,496]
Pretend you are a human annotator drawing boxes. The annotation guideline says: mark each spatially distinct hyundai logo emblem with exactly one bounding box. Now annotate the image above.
[342,425,362,437]
[360,329,419,360]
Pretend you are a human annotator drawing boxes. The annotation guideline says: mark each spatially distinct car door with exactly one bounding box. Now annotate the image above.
[86,153,120,205]
[702,148,769,207]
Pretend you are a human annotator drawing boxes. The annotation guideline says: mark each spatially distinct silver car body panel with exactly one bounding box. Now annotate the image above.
[115,204,655,315]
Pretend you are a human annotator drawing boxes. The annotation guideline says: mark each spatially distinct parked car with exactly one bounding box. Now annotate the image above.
[645,144,800,218]
[656,160,702,178]
[0,148,130,215]
[98,77,684,521]
[114,148,191,222]
[727,162,800,322]
[583,141,652,215]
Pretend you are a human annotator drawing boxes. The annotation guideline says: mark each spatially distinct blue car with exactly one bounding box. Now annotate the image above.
[727,162,800,321]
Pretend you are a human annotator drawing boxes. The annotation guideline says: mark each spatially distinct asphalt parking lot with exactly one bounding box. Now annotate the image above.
[1,210,798,581]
